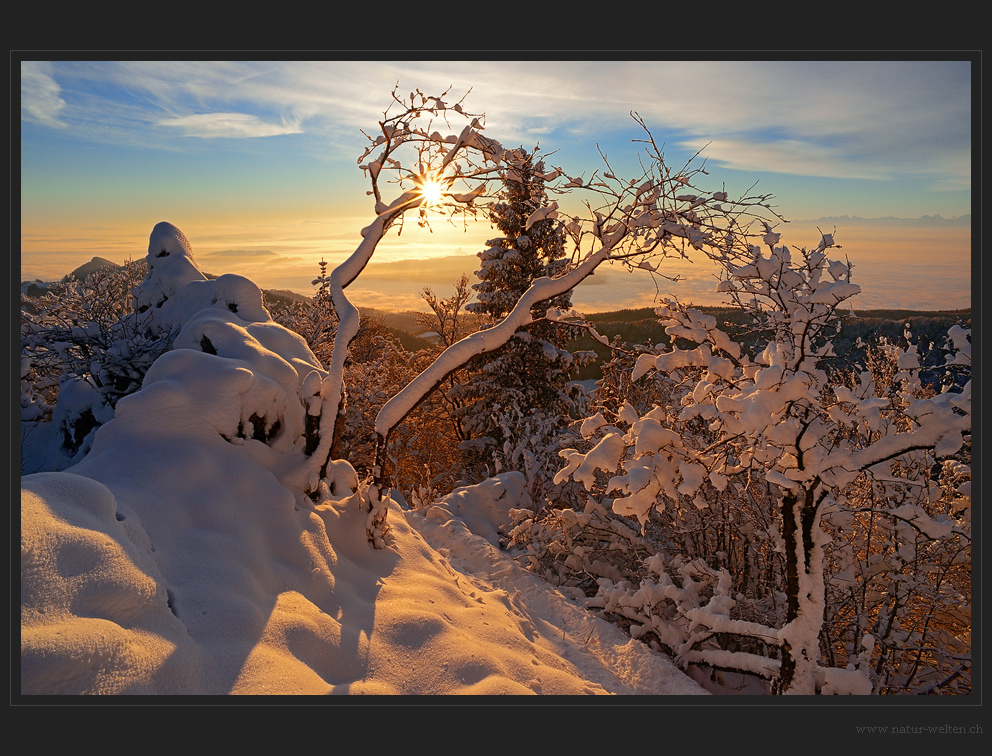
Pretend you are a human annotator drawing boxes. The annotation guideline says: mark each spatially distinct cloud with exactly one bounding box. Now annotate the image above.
[681,137,893,181]
[159,112,302,139]
[20,61,68,129]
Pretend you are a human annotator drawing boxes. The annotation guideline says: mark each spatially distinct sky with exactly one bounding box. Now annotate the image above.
[18,57,974,312]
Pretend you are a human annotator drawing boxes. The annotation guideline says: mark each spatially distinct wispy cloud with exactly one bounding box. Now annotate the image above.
[20,61,68,129]
[159,112,302,138]
[23,59,970,185]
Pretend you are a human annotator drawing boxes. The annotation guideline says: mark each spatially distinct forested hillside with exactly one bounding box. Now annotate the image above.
[370,304,971,384]
[564,306,972,381]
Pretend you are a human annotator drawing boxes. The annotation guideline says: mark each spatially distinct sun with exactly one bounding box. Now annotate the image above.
[417,174,446,207]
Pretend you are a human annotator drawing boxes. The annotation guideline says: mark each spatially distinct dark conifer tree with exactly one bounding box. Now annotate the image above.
[454,150,587,478]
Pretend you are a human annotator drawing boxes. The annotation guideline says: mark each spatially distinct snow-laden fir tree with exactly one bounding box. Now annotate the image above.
[455,149,587,488]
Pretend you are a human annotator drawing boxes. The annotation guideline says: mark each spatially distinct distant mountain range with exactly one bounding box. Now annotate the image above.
[793,214,971,227]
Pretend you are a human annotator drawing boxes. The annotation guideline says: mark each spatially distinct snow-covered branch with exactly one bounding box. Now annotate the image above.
[374,240,620,443]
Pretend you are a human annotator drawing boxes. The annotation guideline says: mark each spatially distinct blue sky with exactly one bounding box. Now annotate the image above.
[18,58,974,311]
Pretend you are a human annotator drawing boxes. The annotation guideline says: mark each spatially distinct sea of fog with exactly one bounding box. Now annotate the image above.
[20,221,971,314]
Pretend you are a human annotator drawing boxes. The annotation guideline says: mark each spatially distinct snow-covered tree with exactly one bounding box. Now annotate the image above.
[547,231,971,693]
[449,150,589,491]
[348,96,778,546]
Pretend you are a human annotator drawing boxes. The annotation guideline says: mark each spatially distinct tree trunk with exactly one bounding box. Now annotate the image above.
[367,431,391,546]
[778,492,801,692]
[777,486,825,694]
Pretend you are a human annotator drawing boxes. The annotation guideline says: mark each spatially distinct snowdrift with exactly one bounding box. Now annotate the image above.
[21,469,707,695]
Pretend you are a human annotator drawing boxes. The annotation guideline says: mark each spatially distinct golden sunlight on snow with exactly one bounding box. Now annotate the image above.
[21,471,706,695]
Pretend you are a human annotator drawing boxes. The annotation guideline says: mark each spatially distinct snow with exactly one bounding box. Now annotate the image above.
[18,222,707,697]
[20,459,707,695]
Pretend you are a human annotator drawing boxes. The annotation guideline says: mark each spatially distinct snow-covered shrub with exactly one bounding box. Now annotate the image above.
[20,258,174,464]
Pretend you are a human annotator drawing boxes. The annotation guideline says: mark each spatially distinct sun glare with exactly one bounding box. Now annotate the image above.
[418,175,446,206]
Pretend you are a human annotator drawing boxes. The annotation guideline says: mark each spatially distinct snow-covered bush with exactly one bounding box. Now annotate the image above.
[20,258,174,464]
